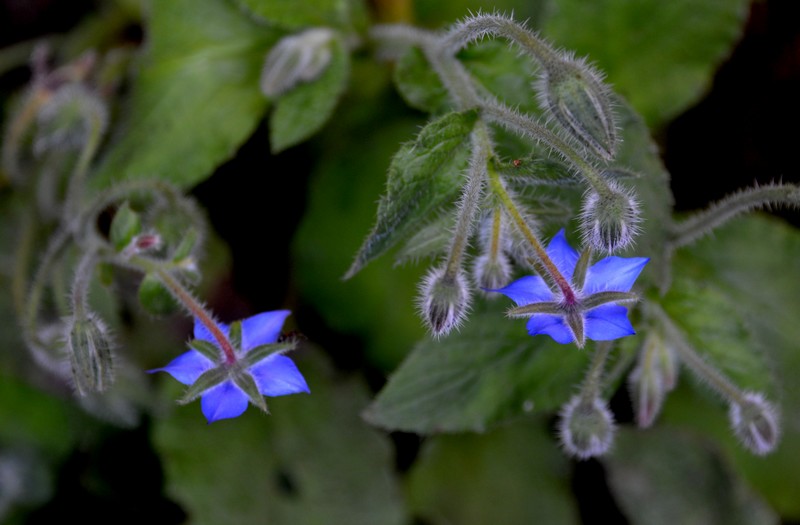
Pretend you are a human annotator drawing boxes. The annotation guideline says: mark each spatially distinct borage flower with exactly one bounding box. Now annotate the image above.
[150,310,309,423]
[493,230,648,347]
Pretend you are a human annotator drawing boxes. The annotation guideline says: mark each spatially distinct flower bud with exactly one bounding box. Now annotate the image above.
[260,28,336,98]
[628,331,679,428]
[66,312,114,395]
[473,252,512,292]
[538,56,618,161]
[557,395,616,459]
[34,83,108,155]
[418,266,471,337]
[729,392,780,456]
[579,180,641,254]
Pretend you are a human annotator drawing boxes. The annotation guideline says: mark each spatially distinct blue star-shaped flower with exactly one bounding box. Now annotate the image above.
[151,310,309,423]
[494,230,648,346]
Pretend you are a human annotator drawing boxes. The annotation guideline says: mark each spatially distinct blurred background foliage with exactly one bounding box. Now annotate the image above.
[1,0,799,523]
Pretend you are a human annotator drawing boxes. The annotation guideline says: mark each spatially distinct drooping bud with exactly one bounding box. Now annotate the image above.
[66,312,114,396]
[418,265,471,337]
[628,331,679,428]
[579,180,641,254]
[728,392,780,456]
[557,395,616,459]
[260,28,336,98]
[473,252,512,291]
[537,55,618,161]
[33,83,108,155]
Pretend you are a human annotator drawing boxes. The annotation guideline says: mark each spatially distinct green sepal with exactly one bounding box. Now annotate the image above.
[228,321,243,351]
[178,366,229,404]
[565,310,585,348]
[138,273,179,316]
[109,202,142,252]
[241,341,296,369]
[581,291,638,310]
[232,370,268,413]
[171,227,199,262]
[572,249,592,290]
[188,339,222,362]
[346,110,478,277]
[507,302,562,317]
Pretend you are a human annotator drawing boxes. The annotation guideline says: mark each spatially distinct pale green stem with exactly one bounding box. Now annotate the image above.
[62,110,105,228]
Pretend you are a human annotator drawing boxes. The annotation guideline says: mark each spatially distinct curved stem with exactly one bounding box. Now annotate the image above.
[669,183,800,250]
[130,255,236,364]
[62,110,105,228]
[648,302,746,405]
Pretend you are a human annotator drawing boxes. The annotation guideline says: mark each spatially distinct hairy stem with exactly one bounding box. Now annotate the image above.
[669,183,800,250]
[580,341,613,403]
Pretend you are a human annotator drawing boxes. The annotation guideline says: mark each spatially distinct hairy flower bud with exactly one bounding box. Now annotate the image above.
[473,252,512,292]
[629,331,679,428]
[729,392,780,456]
[260,28,336,98]
[538,55,618,161]
[66,312,114,396]
[579,180,641,254]
[418,266,471,337]
[558,395,616,459]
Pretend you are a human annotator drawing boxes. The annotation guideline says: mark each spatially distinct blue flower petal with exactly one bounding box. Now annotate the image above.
[148,350,213,385]
[241,310,291,351]
[546,229,580,281]
[527,314,575,344]
[201,381,249,423]
[583,256,649,294]
[494,275,553,305]
[585,305,635,340]
[194,317,230,344]
[250,355,310,397]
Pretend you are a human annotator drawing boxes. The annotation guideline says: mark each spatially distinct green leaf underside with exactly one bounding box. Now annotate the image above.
[662,216,800,519]
[92,0,275,189]
[153,355,406,525]
[269,35,350,153]
[408,418,579,525]
[607,427,777,525]
[363,302,589,434]
[542,0,750,127]
[347,110,478,277]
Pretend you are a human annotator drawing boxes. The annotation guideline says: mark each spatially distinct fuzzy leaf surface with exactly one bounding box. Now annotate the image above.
[346,110,478,277]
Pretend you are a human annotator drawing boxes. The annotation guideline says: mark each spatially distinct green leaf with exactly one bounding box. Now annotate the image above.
[269,35,350,153]
[542,0,750,127]
[606,426,777,525]
[661,216,800,519]
[659,278,774,397]
[363,301,590,434]
[153,355,406,525]
[233,0,366,31]
[407,417,579,525]
[346,110,478,277]
[92,0,276,189]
